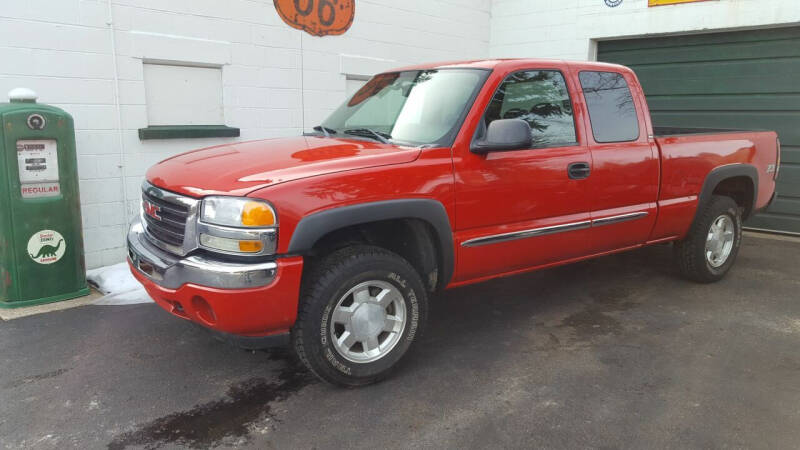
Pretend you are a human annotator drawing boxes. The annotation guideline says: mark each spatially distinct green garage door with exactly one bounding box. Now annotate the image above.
[598,27,800,234]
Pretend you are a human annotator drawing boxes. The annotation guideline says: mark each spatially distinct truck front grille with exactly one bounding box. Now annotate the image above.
[141,186,193,252]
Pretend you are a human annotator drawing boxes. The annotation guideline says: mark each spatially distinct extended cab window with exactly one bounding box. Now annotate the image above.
[579,71,640,143]
[483,70,577,148]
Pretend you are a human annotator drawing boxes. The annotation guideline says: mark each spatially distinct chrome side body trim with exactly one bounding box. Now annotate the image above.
[128,219,277,290]
[462,220,592,248]
[461,211,649,248]
[591,211,649,227]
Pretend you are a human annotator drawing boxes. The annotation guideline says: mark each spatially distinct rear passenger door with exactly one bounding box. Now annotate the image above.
[575,69,659,253]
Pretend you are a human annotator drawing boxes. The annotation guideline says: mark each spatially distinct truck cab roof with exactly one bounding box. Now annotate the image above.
[386,58,630,74]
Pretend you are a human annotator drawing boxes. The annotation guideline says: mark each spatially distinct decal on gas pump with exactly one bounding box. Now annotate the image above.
[27,230,66,265]
[26,114,46,130]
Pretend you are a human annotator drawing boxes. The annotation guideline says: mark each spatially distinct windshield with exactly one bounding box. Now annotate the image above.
[320,69,487,146]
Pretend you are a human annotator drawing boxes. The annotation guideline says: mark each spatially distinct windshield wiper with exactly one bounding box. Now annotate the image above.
[344,128,392,144]
[312,125,337,137]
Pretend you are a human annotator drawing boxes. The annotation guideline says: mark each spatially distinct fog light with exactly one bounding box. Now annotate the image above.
[200,234,263,253]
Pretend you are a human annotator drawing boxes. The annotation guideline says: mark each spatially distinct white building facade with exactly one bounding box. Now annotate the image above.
[490,0,800,60]
[1,0,797,268]
[0,0,491,267]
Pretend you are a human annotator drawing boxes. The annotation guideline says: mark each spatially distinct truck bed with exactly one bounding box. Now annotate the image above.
[649,129,779,242]
[653,126,755,137]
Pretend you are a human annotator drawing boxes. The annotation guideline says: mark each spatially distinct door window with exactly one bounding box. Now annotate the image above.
[484,70,577,148]
[579,71,640,143]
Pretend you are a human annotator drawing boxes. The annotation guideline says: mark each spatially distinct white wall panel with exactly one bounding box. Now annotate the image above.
[0,0,490,268]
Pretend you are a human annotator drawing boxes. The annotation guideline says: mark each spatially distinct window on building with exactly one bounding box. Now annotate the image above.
[579,71,640,143]
[483,70,577,149]
[139,62,238,140]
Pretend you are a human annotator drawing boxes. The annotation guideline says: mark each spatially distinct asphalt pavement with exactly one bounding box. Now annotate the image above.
[1,234,799,449]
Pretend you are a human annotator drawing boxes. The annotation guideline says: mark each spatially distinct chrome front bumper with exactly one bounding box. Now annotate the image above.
[127,218,278,290]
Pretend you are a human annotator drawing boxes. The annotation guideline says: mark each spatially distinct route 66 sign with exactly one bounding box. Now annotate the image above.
[274,0,355,37]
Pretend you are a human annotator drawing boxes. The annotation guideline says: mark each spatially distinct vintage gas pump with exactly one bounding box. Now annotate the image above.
[0,88,89,308]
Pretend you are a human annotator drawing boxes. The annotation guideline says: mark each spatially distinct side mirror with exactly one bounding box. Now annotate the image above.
[471,119,532,154]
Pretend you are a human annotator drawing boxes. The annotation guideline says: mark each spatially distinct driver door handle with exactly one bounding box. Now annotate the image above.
[568,162,591,180]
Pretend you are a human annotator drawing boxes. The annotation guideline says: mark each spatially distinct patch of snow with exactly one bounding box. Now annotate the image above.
[93,287,152,306]
[87,262,139,294]
[87,262,153,305]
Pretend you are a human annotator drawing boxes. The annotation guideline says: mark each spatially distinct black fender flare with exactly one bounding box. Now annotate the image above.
[694,164,759,223]
[288,199,455,288]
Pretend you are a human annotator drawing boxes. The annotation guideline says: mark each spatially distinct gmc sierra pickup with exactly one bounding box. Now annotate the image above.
[128,59,779,386]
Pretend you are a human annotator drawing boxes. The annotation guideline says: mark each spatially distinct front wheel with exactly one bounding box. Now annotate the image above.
[292,246,428,386]
[674,195,742,283]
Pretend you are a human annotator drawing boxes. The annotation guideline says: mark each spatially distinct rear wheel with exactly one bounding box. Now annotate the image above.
[674,195,742,283]
[292,245,427,386]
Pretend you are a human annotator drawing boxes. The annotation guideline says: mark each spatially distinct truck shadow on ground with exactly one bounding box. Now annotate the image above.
[421,243,675,350]
[105,244,677,449]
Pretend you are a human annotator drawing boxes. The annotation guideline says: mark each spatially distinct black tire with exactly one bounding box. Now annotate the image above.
[674,195,743,283]
[291,245,428,386]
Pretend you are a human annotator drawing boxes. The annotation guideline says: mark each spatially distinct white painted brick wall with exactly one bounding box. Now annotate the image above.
[490,0,800,61]
[0,0,491,268]
[13,0,796,270]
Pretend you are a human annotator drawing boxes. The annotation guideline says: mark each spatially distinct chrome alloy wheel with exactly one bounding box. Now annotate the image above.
[330,280,407,363]
[705,214,735,268]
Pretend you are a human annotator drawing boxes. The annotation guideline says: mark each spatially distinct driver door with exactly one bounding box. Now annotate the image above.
[453,68,593,282]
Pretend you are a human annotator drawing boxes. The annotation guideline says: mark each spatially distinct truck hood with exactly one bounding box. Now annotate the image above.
[146,136,422,197]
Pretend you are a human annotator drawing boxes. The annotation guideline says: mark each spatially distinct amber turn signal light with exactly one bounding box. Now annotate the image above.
[241,201,276,227]
[238,240,264,253]
[200,234,264,254]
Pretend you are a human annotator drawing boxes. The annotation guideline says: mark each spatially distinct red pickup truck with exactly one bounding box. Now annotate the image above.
[128,59,779,386]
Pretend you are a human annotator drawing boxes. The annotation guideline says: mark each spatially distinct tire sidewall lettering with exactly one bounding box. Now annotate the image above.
[388,272,407,287]
[325,348,351,375]
[406,289,419,342]
[320,303,332,346]
[320,270,419,375]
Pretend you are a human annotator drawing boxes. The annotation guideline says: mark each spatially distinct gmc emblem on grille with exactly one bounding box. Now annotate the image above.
[143,200,161,220]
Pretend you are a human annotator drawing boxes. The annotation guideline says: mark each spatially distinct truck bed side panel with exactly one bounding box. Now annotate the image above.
[650,131,777,240]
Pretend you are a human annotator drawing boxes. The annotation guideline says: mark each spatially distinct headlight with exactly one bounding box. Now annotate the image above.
[201,197,277,228]
[199,234,264,253]
[199,197,277,256]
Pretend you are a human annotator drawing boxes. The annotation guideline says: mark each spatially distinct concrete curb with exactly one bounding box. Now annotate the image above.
[0,287,105,321]
[745,230,800,243]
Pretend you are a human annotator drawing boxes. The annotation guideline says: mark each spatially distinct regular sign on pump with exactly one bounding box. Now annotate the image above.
[16,139,60,199]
